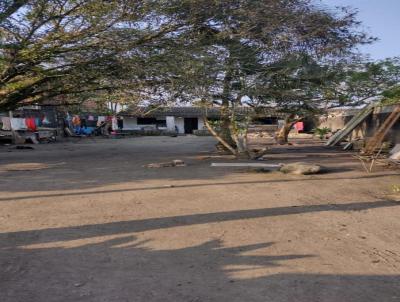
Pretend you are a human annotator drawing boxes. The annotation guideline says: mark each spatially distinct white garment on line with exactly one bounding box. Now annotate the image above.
[42,116,50,125]
[111,117,118,131]
[10,118,27,130]
[97,116,106,126]
[1,117,11,130]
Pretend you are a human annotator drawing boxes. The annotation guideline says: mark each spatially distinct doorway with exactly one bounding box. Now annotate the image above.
[184,118,198,134]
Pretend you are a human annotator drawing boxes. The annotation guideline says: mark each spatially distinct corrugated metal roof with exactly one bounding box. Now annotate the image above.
[120,106,286,118]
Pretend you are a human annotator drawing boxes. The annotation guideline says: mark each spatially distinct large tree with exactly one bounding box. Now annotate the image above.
[1,0,374,154]
[149,0,371,154]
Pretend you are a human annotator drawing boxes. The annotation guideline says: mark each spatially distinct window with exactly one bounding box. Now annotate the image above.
[137,118,157,125]
[253,117,278,125]
[156,120,167,127]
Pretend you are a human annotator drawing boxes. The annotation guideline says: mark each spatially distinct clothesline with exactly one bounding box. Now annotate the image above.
[1,117,51,131]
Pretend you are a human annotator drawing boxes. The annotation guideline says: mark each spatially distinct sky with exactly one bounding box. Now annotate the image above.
[317,0,400,60]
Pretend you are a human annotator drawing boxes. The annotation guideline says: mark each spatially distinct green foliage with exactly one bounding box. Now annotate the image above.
[313,127,331,140]
[326,57,400,108]
[391,185,400,194]
[380,85,400,105]
[0,0,372,119]
[0,0,191,110]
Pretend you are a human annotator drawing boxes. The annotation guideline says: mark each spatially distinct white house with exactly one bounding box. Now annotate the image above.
[120,107,217,134]
[119,106,286,134]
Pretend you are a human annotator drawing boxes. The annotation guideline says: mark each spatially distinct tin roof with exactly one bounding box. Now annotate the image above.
[120,106,286,118]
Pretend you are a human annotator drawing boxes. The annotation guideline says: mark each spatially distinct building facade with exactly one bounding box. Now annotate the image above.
[120,107,286,134]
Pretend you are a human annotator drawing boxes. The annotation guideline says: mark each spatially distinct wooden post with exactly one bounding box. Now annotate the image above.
[9,110,16,144]
[363,105,400,155]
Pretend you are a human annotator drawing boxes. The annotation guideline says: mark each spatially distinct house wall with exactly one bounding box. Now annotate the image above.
[319,105,400,144]
[122,116,205,134]
[175,117,185,134]
[165,116,206,134]
[122,117,162,130]
[123,117,140,130]
[319,115,347,132]
[166,116,175,132]
[197,117,206,130]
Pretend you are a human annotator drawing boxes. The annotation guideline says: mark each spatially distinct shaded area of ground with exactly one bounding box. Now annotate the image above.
[1,199,399,248]
[2,236,399,302]
[1,136,400,301]
[0,136,380,192]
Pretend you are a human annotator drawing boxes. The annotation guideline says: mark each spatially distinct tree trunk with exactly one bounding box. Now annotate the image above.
[218,100,236,148]
[218,62,236,150]
[275,115,302,145]
[275,123,293,144]
[204,118,237,156]
[229,119,250,158]
[234,136,250,158]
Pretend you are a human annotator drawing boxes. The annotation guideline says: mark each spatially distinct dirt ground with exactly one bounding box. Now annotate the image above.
[1,136,400,302]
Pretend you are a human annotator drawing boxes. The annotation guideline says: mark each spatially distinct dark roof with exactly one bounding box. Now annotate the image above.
[120,106,286,118]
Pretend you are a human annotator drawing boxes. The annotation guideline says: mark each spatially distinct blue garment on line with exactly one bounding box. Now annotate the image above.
[74,126,94,135]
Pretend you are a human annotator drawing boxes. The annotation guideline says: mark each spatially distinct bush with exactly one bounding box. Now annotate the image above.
[313,127,331,139]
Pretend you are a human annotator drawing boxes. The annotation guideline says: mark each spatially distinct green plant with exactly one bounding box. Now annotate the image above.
[391,185,400,194]
[313,127,331,139]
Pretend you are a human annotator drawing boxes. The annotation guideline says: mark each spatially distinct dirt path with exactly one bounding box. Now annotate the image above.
[1,136,400,302]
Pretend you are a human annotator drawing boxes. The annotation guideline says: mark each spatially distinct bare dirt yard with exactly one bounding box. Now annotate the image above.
[1,136,400,302]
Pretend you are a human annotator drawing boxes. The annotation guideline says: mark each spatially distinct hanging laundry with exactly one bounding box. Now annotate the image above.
[25,118,37,131]
[35,117,41,127]
[111,117,118,131]
[10,118,27,130]
[65,113,72,128]
[1,117,11,131]
[42,115,51,125]
[72,115,81,134]
[97,116,106,126]
[295,122,304,132]
[72,115,81,126]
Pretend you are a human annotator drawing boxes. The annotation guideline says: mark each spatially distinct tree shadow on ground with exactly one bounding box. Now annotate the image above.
[1,199,399,248]
[0,173,396,202]
[1,235,399,302]
[2,198,400,301]
[0,136,381,193]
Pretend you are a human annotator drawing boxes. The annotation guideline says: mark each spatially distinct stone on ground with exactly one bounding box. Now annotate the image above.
[390,144,400,160]
[144,159,186,168]
[279,162,321,175]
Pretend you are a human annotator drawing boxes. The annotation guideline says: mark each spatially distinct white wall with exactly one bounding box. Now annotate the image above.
[123,117,156,130]
[123,117,141,130]
[197,117,206,130]
[166,116,175,132]
[175,117,185,134]
[123,116,205,133]
[122,117,165,130]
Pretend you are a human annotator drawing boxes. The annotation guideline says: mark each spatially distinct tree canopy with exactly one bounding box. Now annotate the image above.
[1,0,384,153]
[0,0,200,110]
[1,0,372,111]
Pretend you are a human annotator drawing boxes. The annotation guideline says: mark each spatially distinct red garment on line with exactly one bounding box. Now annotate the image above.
[25,118,37,131]
[295,122,304,131]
